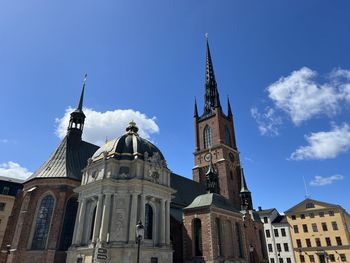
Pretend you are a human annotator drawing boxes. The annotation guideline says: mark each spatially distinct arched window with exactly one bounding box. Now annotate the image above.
[193,218,203,256]
[59,197,78,250]
[204,126,212,149]
[144,204,153,239]
[31,194,55,250]
[225,126,232,147]
[216,218,223,256]
[225,220,234,257]
[236,222,243,258]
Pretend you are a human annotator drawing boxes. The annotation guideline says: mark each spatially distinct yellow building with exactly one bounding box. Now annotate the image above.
[285,198,350,263]
[0,176,23,247]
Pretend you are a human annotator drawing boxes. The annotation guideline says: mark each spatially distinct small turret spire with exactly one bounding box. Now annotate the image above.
[67,74,87,141]
[239,167,253,210]
[240,168,249,193]
[204,34,221,115]
[227,96,232,117]
[194,97,198,118]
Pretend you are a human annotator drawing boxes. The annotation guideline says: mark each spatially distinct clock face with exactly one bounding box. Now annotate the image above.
[229,152,235,162]
[204,153,212,163]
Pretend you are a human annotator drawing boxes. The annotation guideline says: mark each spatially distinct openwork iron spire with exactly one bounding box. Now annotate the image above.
[194,97,198,118]
[204,34,221,115]
[77,73,87,112]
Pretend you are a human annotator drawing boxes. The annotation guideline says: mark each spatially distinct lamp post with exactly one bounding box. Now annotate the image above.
[249,244,254,263]
[136,220,144,263]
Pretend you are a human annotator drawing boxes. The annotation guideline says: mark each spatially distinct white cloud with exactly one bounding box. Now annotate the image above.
[0,139,8,143]
[310,174,344,186]
[55,107,159,146]
[0,161,32,180]
[251,106,282,136]
[290,123,350,160]
[267,67,340,125]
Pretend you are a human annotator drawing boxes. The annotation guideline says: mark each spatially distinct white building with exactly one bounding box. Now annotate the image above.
[258,208,296,263]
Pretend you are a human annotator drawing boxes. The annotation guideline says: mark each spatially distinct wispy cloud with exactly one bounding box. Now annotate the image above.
[0,139,9,143]
[250,106,282,136]
[55,107,159,146]
[310,174,344,186]
[290,123,350,160]
[0,161,32,180]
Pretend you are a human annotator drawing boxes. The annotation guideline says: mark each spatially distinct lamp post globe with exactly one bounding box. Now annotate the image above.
[136,220,144,263]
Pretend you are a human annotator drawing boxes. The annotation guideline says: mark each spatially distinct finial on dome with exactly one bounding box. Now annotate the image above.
[126,120,139,134]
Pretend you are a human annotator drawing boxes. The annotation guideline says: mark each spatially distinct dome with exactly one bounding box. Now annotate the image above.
[92,121,165,162]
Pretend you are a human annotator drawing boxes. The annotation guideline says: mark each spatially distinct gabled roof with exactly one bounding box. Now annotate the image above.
[170,173,206,207]
[26,136,99,183]
[257,208,276,215]
[272,215,288,224]
[184,192,239,213]
[285,198,342,214]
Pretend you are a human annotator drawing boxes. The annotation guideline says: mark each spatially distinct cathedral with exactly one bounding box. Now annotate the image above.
[0,39,267,263]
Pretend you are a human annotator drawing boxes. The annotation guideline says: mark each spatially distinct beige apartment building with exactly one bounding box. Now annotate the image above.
[285,198,350,263]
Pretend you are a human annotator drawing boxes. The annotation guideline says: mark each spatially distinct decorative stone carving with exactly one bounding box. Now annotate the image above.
[118,166,130,179]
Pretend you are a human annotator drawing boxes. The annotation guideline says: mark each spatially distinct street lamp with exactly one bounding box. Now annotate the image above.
[136,220,144,263]
[249,244,254,263]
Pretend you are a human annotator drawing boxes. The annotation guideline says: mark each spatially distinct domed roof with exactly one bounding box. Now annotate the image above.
[92,121,165,162]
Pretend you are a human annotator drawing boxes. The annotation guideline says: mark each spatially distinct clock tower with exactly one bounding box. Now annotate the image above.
[193,38,243,210]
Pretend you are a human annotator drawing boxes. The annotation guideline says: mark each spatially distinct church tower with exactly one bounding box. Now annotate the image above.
[193,37,243,210]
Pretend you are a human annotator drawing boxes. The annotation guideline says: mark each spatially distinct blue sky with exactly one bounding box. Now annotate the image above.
[0,1,349,212]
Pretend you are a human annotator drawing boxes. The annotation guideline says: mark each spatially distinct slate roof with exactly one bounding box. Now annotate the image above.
[26,136,99,182]
[257,208,276,214]
[170,173,206,208]
[272,215,288,224]
[184,192,239,213]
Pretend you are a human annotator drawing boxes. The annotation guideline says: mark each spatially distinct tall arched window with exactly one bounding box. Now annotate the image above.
[236,222,243,258]
[31,194,55,250]
[144,204,153,239]
[59,197,78,250]
[193,218,203,256]
[216,218,223,256]
[224,126,232,147]
[204,126,212,149]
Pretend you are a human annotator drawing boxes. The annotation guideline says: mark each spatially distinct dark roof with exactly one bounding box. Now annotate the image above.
[284,198,341,213]
[26,136,98,182]
[0,176,24,184]
[257,208,276,214]
[170,173,206,207]
[184,193,239,213]
[272,215,287,224]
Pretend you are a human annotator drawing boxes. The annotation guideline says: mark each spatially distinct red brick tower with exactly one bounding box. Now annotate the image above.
[193,37,243,210]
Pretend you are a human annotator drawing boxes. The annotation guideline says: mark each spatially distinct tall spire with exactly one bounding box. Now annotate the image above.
[67,74,87,141]
[204,34,221,115]
[227,96,232,117]
[194,97,198,118]
[240,167,253,210]
[240,168,249,193]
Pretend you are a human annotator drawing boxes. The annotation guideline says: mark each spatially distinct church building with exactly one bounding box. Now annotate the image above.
[1,39,267,263]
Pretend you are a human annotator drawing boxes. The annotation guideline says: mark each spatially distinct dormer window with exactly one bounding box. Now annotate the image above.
[306,202,315,209]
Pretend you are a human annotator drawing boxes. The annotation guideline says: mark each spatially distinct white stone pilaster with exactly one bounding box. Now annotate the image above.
[128,192,138,243]
[92,194,103,242]
[165,199,170,245]
[140,194,145,224]
[99,193,112,242]
[75,198,87,245]
[160,199,166,245]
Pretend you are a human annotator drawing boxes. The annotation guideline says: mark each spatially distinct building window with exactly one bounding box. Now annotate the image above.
[31,194,55,250]
[286,258,291,263]
[329,254,335,262]
[144,204,153,239]
[319,212,324,217]
[2,186,10,195]
[216,218,223,256]
[300,255,305,263]
[325,237,331,246]
[271,259,275,263]
[0,202,6,211]
[336,236,342,246]
[204,126,213,149]
[296,239,302,248]
[193,218,202,256]
[279,258,283,263]
[328,211,334,216]
[331,221,338,230]
[293,225,299,233]
[315,238,321,247]
[283,243,289,252]
[264,217,268,223]
[322,222,328,231]
[309,255,315,262]
[266,229,271,238]
[306,239,311,247]
[236,223,243,258]
[312,223,318,232]
[306,202,315,208]
[281,228,286,237]
[151,258,158,263]
[300,214,305,219]
[268,244,273,252]
[59,197,78,250]
[276,243,281,252]
[291,215,296,220]
[309,213,315,218]
[302,224,308,233]
[274,229,279,237]
[340,254,347,261]
[224,126,232,147]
